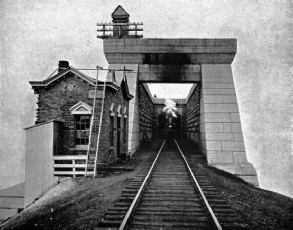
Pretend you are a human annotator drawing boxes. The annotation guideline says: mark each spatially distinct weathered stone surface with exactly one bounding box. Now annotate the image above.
[139,84,154,140]
[202,95,223,104]
[217,151,234,163]
[222,141,245,151]
[104,39,236,64]
[186,84,200,141]
[201,64,258,185]
[138,64,200,82]
[202,88,236,95]
[231,123,243,132]
[205,141,222,150]
[103,40,258,186]
[203,83,235,89]
[233,151,248,163]
[205,133,234,141]
[204,112,231,122]
[107,64,139,156]
[204,123,224,133]
[222,95,237,103]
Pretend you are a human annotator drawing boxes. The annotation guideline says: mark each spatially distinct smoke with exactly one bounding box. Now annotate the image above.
[163,99,177,118]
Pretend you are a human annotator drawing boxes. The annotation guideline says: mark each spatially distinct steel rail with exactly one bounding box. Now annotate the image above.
[119,139,166,230]
[174,139,222,230]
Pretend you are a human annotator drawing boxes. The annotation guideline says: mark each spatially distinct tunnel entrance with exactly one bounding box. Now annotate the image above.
[138,83,200,143]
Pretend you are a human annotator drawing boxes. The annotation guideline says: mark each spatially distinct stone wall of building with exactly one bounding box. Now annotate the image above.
[90,85,129,162]
[186,84,201,143]
[36,73,94,155]
[106,64,140,157]
[35,72,129,162]
[139,84,154,141]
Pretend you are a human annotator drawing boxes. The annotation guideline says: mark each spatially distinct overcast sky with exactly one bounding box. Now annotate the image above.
[1,0,292,197]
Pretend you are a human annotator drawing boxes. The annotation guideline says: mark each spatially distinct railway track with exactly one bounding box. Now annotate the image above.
[99,139,248,229]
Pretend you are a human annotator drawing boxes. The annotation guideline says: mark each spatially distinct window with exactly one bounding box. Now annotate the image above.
[75,115,90,145]
[69,102,93,147]
[110,115,114,146]
[123,117,127,143]
[109,103,115,146]
[123,107,127,144]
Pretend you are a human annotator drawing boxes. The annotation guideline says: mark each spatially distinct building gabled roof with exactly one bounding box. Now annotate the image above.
[111,5,129,18]
[29,66,119,92]
[120,72,133,100]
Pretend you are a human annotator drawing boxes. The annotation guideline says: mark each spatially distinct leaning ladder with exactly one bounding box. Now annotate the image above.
[84,67,106,177]
[84,66,133,177]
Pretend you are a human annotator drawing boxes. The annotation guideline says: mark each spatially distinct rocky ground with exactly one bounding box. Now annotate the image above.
[1,139,292,229]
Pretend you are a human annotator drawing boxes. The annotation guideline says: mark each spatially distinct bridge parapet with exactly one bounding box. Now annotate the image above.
[104,38,237,65]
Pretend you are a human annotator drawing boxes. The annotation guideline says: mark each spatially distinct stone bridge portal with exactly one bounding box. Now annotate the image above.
[100,6,258,185]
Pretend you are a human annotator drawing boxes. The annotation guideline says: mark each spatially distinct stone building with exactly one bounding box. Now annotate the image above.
[30,61,133,162]
[24,61,133,206]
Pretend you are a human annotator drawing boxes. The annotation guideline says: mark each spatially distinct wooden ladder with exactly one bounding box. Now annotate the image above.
[84,67,106,178]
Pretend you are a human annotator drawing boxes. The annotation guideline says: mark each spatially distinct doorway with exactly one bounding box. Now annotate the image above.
[117,117,121,159]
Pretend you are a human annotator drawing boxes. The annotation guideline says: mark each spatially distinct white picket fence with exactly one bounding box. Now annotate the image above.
[53,155,88,177]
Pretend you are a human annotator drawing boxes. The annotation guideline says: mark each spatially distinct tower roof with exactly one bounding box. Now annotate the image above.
[111,5,129,18]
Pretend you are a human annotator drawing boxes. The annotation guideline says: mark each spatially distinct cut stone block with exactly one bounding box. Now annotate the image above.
[202,95,223,104]
[206,151,218,163]
[203,83,235,89]
[222,95,237,103]
[205,141,222,150]
[202,88,236,95]
[204,112,230,122]
[233,133,244,141]
[205,133,234,141]
[222,141,245,151]
[204,123,223,133]
[204,103,239,113]
[221,77,234,83]
[233,151,248,163]
[202,77,222,83]
[231,123,242,132]
[217,151,234,163]
[230,113,241,122]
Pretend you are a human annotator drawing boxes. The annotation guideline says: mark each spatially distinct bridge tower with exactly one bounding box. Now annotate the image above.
[97,6,258,185]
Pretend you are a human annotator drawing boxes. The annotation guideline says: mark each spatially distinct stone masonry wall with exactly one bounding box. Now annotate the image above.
[35,72,129,163]
[106,64,140,157]
[200,64,258,186]
[36,73,94,155]
[139,84,154,140]
[97,86,129,162]
[186,84,201,143]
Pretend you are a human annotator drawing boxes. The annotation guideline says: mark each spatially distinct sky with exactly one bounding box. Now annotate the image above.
[0,0,292,197]
[148,84,194,98]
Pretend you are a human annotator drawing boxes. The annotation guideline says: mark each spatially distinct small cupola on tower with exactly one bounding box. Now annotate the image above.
[112,5,130,38]
[112,5,129,23]
[97,5,143,39]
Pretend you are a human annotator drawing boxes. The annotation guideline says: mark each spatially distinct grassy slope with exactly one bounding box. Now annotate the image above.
[1,140,293,229]
[179,139,293,230]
